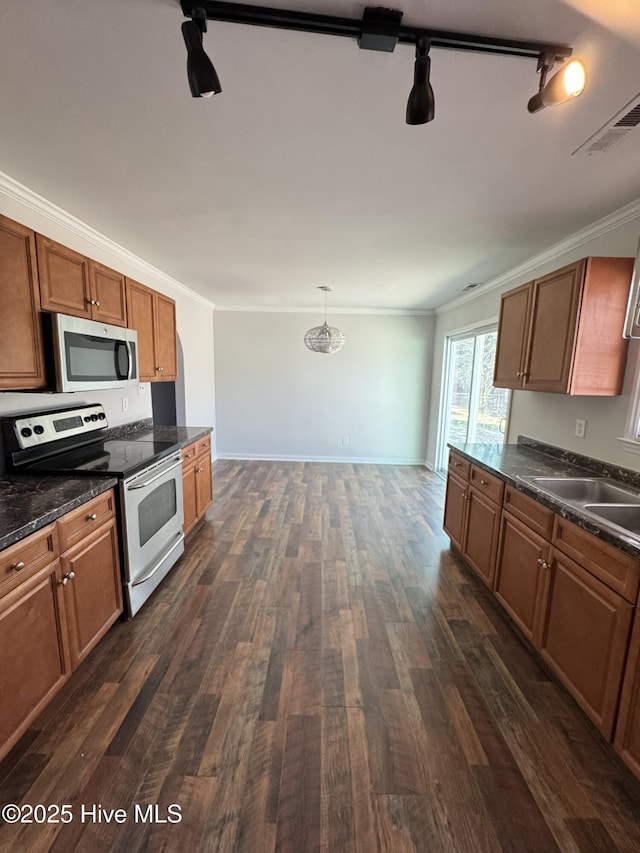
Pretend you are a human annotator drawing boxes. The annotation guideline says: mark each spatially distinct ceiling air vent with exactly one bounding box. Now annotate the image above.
[459,282,481,293]
[573,92,640,156]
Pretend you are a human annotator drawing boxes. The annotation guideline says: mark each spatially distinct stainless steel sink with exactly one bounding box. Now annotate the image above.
[584,504,640,537]
[519,476,640,506]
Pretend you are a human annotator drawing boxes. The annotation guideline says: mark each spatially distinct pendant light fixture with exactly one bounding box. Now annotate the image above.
[406,37,435,125]
[304,287,345,354]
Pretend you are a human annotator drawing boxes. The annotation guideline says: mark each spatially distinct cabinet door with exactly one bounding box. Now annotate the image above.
[126,278,156,381]
[154,293,178,381]
[443,471,467,551]
[0,215,46,389]
[540,548,633,738]
[36,235,92,318]
[522,262,584,393]
[89,261,127,327]
[493,283,531,389]
[462,488,500,590]
[60,519,123,669]
[615,609,640,777]
[196,450,213,517]
[494,512,550,645]
[182,461,198,535]
[0,559,70,761]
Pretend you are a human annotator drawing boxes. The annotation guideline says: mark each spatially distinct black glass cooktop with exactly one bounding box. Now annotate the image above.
[25,439,178,478]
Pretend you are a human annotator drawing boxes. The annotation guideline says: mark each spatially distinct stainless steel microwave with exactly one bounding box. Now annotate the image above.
[50,313,139,392]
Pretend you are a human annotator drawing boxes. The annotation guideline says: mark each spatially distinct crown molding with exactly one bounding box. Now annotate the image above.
[0,171,216,310]
[214,304,434,316]
[436,195,640,315]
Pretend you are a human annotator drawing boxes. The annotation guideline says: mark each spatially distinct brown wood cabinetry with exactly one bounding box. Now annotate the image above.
[36,235,127,326]
[182,435,213,535]
[495,509,551,645]
[493,257,633,395]
[0,529,70,761]
[0,490,123,762]
[0,215,46,389]
[61,517,122,669]
[615,610,640,777]
[126,278,177,381]
[443,454,501,589]
[539,548,633,739]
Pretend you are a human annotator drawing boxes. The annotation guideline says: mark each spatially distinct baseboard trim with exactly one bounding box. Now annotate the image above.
[215,453,426,465]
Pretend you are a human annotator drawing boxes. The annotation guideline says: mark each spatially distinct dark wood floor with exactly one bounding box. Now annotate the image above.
[2,460,640,852]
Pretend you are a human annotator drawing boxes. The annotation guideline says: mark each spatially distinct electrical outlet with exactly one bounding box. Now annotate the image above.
[137,383,146,395]
[122,397,129,413]
[341,436,349,446]
[575,418,586,438]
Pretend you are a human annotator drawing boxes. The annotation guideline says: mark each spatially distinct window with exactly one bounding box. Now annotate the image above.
[435,324,510,472]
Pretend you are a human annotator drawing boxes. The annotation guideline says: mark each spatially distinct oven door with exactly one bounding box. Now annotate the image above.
[51,313,139,392]
[121,452,184,616]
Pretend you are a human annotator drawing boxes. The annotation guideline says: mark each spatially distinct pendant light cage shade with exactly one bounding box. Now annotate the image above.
[304,322,346,353]
[304,286,345,354]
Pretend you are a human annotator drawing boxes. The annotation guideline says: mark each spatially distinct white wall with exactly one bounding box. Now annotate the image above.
[0,176,216,448]
[214,310,433,463]
[426,210,640,470]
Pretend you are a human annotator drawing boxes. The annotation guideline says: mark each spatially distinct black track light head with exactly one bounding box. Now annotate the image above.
[182,8,221,98]
[406,37,435,125]
[527,55,586,113]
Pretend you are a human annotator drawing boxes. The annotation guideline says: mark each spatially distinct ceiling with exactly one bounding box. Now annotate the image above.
[1,0,639,311]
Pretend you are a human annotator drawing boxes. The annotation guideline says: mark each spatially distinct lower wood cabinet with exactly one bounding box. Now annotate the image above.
[462,486,501,589]
[0,490,123,762]
[443,469,466,551]
[60,518,122,669]
[615,609,640,777]
[0,556,70,758]
[182,435,213,536]
[539,548,633,739]
[494,511,550,645]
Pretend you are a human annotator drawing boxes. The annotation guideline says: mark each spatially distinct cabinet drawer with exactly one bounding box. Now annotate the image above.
[469,465,504,505]
[503,485,554,539]
[552,515,640,603]
[196,434,211,457]
[57,491,116,553]
[448,451,470,480]
[0,524,58,596]
[181,441,198,464]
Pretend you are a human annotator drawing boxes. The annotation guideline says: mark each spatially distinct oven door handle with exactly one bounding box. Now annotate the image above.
[126,457,183,490]
[131,532,185,586]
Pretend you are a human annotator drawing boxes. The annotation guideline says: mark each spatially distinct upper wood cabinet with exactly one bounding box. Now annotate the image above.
[493,257,633,395]
[126,278,177,382]
[0,215,46,389]
[36,235,127,327]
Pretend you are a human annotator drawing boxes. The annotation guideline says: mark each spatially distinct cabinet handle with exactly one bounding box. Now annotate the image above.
[11,561,25,571]
[87,513,98,521]
[60,571,76,586]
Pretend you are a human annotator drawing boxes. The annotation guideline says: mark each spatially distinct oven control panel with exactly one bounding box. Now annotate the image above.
[11,404,108,449]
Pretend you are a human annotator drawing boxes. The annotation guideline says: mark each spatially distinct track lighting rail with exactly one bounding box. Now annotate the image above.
[179,1,573,62]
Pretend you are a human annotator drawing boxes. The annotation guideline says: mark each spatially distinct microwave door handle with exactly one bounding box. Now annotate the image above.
[126,341,134,380]
[114,341,130,380]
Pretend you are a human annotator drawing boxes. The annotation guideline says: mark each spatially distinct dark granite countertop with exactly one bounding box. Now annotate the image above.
[448,437,640,560]
[0,474,118,552]
[125,425,213,448]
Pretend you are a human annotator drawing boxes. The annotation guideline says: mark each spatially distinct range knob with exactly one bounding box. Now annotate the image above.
[33,425,45,435]
[84,416,92,423]
[20,427,32,438]
[98,412,106,420]
[89,414,99,422]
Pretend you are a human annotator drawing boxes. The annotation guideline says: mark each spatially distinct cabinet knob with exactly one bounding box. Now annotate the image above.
[60,571,76,586]
[196,467,203,473]
[89,298,101,306]
[480,479,487,485]
[537,558,549,569]
[11,561,25,571]
[87,513,98,521]
[516,371,522,377]
[156,366,164,372]
[185,453,193,459]
[454,461,460,467]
